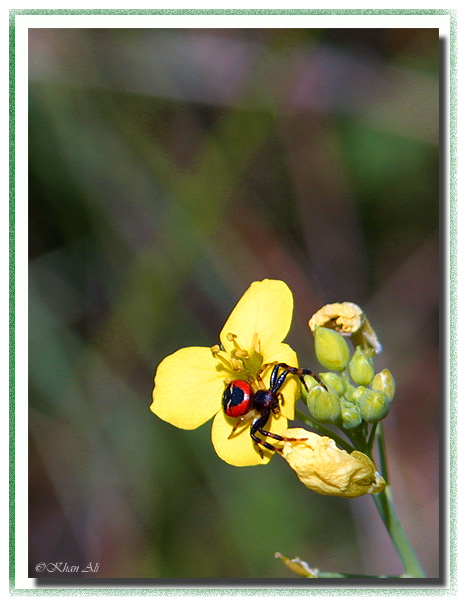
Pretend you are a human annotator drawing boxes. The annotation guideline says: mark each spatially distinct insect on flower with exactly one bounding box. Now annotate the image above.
[151,279,320,466]
[222,362,326,457]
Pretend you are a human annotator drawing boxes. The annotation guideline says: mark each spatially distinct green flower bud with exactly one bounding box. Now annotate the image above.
[340,398,363,429]
[319,372,346,396]
[344,382,357,402]
[303,374,319,391]
[371,369,396,402]
[352,387,390,423]
[300,374,319,402]
[349,385,370,404]
[348,346,375,386]
[314,327,350,371]
[307,385,341,423]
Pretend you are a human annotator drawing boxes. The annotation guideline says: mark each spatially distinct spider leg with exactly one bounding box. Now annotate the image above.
[247,373,262,391]
[250,411,307,453]
[270,365,328,392]
[254,362,277,390]
[270,392,283,417]
[269,364,299,391]
[266,362,281,388]
[257,361,277,377]
[302,371,328,391]
[227,409,258,438]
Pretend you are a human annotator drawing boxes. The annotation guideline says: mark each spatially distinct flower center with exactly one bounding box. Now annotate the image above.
[211,332,264,380]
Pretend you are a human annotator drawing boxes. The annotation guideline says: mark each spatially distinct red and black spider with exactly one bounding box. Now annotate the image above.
[222,362,326,456]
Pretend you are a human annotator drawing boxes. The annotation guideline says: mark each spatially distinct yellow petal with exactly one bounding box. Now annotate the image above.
[150,347,231,430]
[211,408,289,467]
[259,342,300,420]
[275,553,319,578]
[220,280,294,355]
[280,428,386,498]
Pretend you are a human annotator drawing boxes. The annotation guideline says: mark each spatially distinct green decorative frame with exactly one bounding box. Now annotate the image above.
[9,7,457,597]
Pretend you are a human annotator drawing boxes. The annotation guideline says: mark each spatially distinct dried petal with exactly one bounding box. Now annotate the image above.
[280,428,386,498]
[309,302,382,354]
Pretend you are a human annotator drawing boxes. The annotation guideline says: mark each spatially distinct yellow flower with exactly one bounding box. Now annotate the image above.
[279,428,386,498]
[150,279,301,467]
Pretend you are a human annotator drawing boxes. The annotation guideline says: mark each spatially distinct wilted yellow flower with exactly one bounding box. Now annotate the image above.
[280,428,386,498]
[275,552,318,578]
[309,302,382,354]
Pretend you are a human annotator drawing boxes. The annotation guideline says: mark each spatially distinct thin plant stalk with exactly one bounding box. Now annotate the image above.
[369,424,426,578]
[298,406,426,577]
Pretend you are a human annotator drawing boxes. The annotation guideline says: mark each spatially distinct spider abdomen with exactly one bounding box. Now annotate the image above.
[222,380,253,418]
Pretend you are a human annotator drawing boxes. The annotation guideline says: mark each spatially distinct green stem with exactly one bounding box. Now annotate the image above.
[370,424,426,578]
[366,421,378,453]
[372,487,425,578]
[316,571,400,578]
[375,421,388,482]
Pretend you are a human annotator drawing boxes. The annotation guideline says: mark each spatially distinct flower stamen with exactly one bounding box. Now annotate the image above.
[210,345,236,373]
[229,357,244,373]
[226,333,250,358]
[252,332,261,354]
[211,343,250,375]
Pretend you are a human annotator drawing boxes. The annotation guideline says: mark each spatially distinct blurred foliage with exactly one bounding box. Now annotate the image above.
[28,27,439,579]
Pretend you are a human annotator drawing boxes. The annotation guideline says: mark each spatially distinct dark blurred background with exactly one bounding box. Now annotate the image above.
[28,28,440,579]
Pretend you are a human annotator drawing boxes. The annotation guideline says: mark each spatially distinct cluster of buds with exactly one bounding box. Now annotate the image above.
[278,303,391,499]
[305,303,395,430]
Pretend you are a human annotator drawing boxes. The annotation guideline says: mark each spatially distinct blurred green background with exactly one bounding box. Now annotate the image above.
[28,27,440,579]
